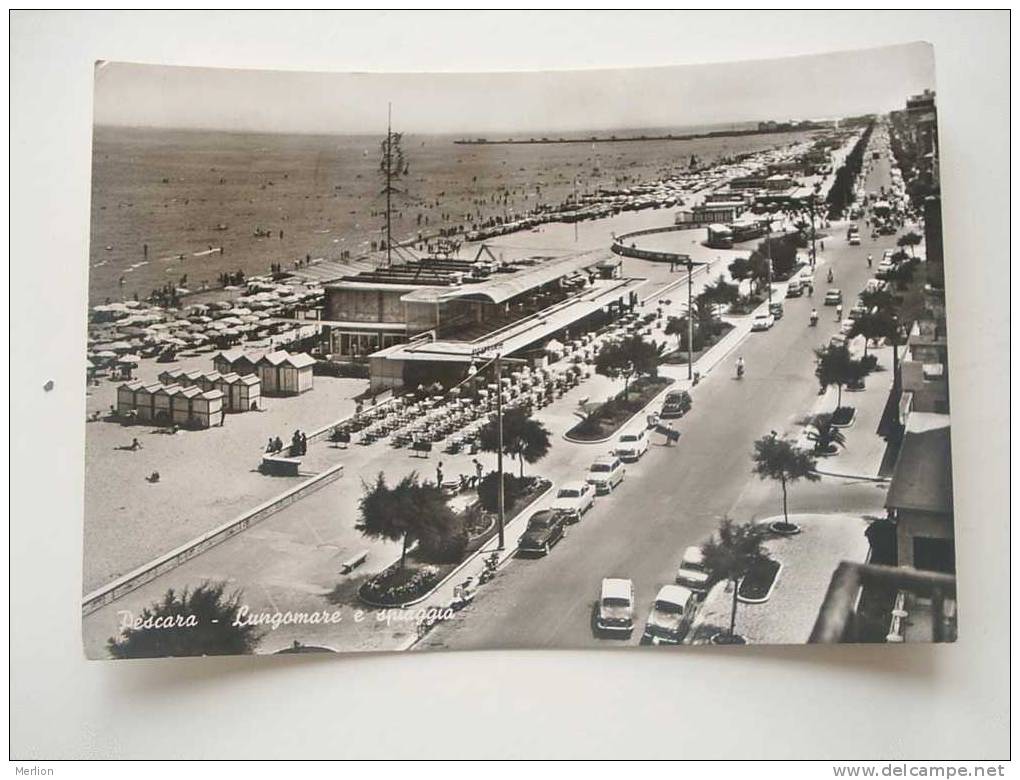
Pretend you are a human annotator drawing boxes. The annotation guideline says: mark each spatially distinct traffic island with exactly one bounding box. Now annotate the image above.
[355,478,552,608]
[661,322,735,365]
[565,376,673,442]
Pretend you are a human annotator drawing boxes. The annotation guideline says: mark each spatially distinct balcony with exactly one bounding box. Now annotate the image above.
[810,562,957,643]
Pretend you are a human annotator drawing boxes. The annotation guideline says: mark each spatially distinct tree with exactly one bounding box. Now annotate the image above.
[356,472,459,569]
[752,431,820,533]
[847,311,889,357]
[664,315,688,352]
[886,261,916,290]
[806,413,847,455]
[478,408,551,477]
[859,288,896,314]
[476,471,526,514]
[814,344,857,411]
[897,231,923,258]
[699,275,739,313]
[594,335,662,400]
[107,583,262,659]
[727,257,752,292]
[700,518,771,643]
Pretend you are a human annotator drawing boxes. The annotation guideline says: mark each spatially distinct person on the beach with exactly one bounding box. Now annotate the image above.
[130,438,142,451]
[300,432,308,455]
[266,437,275,453]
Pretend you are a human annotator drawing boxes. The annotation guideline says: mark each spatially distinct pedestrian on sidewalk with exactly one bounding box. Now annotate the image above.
[473,458,483,485]
[436,461,444,486]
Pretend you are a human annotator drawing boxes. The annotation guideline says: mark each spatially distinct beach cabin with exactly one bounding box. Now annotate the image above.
[237,374,262,411]
[116,381,143,416]
[192,389,225,428]
[256,351,315,396]
[212,348,257,377]
[158,368,186,386]
[182,369,205,387]
[171,386,203,426]
[211,373,240,411]
[134,383,161,422]
[196,371,222,392]
[153,384,182,425]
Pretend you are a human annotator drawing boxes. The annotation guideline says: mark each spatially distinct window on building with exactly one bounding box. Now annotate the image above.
[913,537,956,574]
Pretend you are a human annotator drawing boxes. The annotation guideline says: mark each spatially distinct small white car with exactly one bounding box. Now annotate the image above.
[840,318,856,335]
[675,546,711,594]
[552,481,596,523]
[751,312,775,331]
[586,456,626,495]
[597,577,635,636]
[615,428,649,462]
[642,585,697,645]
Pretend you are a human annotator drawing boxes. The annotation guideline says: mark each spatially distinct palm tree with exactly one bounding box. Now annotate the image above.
[752,431,820,533]
[806,413,847,455]
[700,518,771,644]
[896,231,923,258]
[479,408,552,477]
[107,582,262,658]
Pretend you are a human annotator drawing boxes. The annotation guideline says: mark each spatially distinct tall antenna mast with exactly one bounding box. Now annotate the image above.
[386,103,393,266]
[379,103,407,267]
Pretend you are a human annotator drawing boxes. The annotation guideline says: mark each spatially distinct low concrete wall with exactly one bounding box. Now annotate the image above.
[81,462,346,616]
[612,223,706,262]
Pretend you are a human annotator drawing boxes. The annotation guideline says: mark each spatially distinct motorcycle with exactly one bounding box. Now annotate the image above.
[478,552,500,584]
[450,577,476,611]
[826,269,834,284]
[809,313,819,327]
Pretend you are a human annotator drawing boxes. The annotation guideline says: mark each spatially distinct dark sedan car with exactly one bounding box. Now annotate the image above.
[517,510,567,556]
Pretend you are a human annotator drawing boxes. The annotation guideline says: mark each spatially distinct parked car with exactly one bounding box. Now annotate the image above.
[641,585,697,645]
[660,389,692,419]
[876,260,896,279]
[785,279,803,298]
[517,509,567,556]
[829,333,848,349]
[552,481,595,523]
[769,302,784,320]
[615,428,649,462]
[586,456,626,495]
[840,318,857,335]
[751,312,775,331]
[848,234,862,246]
[824,289,843,306]
[675,546,711,594]
[848,303,869,321]
[596,577,635,636]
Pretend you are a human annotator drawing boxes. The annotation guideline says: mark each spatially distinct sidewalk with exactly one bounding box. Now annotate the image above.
[685,513,871,645]
[794,341,895,480]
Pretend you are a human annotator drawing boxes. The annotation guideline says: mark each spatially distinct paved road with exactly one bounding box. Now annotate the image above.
[422,153,900,652]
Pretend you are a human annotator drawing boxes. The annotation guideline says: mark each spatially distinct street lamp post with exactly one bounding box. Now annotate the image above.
[494,353,506,549]
[766,220,773,310]
[686,256,694,380]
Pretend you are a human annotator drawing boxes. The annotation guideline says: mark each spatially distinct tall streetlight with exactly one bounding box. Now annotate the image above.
[467,347,526,550]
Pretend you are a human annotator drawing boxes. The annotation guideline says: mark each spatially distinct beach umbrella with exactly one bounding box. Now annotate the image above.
[118,354,142,366]
[94,350,117,359]
[107,341,132,352]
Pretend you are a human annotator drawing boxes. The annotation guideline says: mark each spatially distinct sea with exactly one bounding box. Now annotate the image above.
[88,123,811,305]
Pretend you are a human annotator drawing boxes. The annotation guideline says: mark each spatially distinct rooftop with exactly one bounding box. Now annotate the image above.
[885,419,954,515]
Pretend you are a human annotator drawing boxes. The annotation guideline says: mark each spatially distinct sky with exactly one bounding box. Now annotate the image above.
[93,42,935,136]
